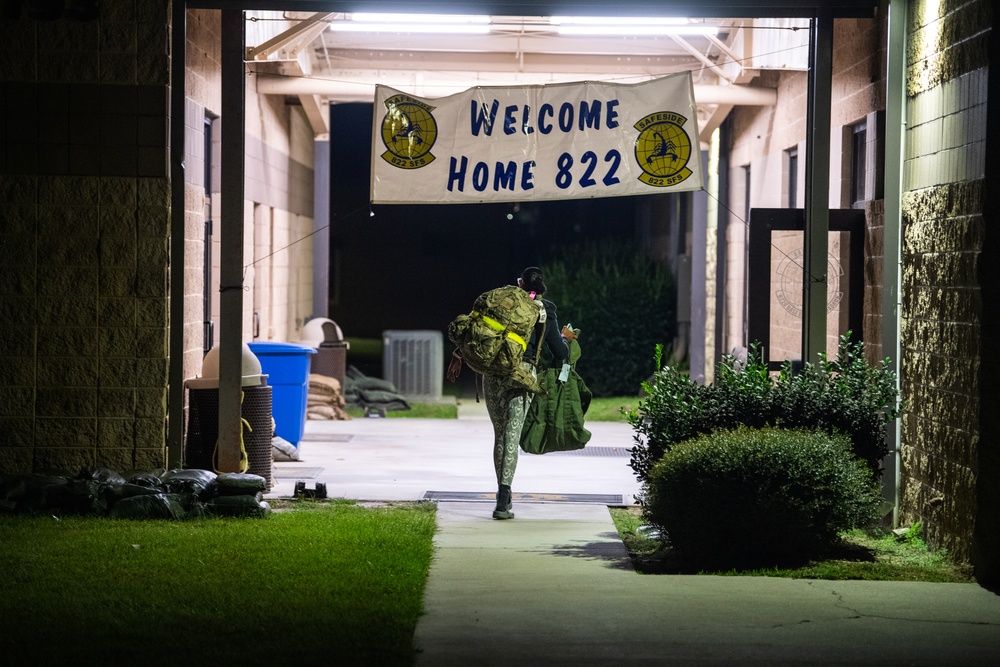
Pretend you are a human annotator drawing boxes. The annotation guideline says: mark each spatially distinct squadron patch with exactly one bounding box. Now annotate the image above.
[379,95,438,170]
[633,112,694,188]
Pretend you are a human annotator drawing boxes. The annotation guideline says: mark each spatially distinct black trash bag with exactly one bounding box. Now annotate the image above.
[127,472,164,489]
[214,472,267,496]
[102,482,165,506]
[20,474,71,512]
[205,493,271,518]
[160,469,217,498]
[167,492,205,518]
[77,468,127,485]
[1,475,28,501]
[108,493,187,520]
[0,475,26,514]
[62,479,108,515]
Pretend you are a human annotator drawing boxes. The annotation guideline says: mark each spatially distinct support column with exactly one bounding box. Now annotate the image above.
[166,1,187,467]
[882,0,907,524]
[802,10,833,364]
[217,8,246,472]
[313,138,330,319]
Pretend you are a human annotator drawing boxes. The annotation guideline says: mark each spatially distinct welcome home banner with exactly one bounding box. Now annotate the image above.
[370,72,702,204]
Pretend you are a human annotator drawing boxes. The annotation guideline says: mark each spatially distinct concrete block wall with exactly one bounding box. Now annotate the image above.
[898,0,990,565]
[0,0,171,474]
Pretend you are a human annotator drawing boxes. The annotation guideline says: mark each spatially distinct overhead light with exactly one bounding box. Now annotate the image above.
[329,12,491,34]
[551,16,718,37]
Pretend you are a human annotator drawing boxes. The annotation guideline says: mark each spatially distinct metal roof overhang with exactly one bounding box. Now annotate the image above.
[186,0,877,19]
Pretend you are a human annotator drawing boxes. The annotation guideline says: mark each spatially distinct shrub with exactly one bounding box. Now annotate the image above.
[626,334,901,483]
[642,427,883,567]
[541,241,676,397]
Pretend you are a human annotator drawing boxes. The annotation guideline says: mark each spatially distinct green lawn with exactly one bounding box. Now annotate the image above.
[0,500,436,666]
[346,396,635,421]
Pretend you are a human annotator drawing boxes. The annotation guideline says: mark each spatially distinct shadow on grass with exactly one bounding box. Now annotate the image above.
[627,537,881,575]
[542,531,636,570]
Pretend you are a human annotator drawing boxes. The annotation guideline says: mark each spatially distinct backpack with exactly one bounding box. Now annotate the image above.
[448,285,543,392]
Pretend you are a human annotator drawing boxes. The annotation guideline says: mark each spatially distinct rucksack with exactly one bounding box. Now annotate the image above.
[448,285,543,392]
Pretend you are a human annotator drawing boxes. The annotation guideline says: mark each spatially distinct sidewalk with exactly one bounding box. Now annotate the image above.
[415,502,1000,666]
[267,405,1000,665]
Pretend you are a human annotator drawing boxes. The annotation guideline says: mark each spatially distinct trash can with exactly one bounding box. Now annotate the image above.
[300,317,350,392]
[248,341,316,449]
[184,343,273,489]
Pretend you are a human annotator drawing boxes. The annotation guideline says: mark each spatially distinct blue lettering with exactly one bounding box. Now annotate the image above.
[539,104,554,134]
[607,99,620,128]
[494,161,517,190]
[470,100,499,136]
[521,106,534,134]
[558,102,574,132]
[521,161,535,190]
[447,156,468,192]
[503,105,518,135]
[473,162,489,191]
[579,101,601,130]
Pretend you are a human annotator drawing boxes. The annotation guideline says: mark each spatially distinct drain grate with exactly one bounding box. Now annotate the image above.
[423,491,623,504]
[546,446,632,457]
[299,434,353,442]
[273,467,324,479]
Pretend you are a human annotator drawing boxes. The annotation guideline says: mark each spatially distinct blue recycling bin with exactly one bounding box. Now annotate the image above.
[248,341,316,448]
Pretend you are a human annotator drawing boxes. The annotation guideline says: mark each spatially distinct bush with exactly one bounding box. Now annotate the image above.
[643,427,883,567]
[626,334,901,483]
[541,241,675,397]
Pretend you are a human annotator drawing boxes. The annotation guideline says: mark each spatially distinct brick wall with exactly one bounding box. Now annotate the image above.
[0,0,171,473]
[898,0,991,565]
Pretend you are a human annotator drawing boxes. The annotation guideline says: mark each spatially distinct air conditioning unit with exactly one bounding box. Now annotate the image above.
[382,330,443,401]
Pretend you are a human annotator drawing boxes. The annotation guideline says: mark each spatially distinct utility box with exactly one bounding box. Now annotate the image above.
[248,341,316,449]
[382,330,443,401]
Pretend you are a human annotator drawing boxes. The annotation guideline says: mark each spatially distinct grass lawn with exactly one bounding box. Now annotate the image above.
[345,396,636,421]
[0,500,436,666]
[610,506,974,582]
[586,396,639,422]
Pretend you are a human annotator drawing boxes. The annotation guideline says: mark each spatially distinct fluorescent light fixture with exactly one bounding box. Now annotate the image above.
[350,13,489,24]
[550,16,691,26]
[551,16,718,36]
[331,12,491,34]
[558,25,719,36]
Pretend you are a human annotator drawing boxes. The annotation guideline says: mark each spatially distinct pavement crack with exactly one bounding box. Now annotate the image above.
[828,588,1000,627]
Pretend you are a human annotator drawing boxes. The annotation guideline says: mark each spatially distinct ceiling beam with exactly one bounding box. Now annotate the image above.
[299,94,331,139]
[307,48,700,74]
[255,72,777,105]
[248,12,336,60]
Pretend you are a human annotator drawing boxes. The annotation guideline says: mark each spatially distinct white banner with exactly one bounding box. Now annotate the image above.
[370,73,702,204]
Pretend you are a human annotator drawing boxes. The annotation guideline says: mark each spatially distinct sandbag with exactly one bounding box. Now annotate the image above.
[205,493,271,518]
[214,472,267,496]
[160,468,217,498]
[108,493,187,520]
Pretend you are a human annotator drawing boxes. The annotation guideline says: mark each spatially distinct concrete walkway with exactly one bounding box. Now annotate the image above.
[266,401,1000,665]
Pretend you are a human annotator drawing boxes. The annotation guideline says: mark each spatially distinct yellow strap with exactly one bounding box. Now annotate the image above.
[472,311,527,350]
[212,390,251,474]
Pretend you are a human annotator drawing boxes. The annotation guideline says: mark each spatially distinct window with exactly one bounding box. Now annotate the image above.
[785,147,798,208]
[849,121,867,208]
[743,164,751,223]
[203,115,216,354]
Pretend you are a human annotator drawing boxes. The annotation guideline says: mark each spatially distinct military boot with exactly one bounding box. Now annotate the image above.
[492,484,514,520]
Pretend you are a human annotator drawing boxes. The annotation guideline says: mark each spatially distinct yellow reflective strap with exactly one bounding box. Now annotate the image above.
[471,311,527,351]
